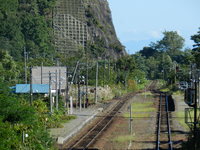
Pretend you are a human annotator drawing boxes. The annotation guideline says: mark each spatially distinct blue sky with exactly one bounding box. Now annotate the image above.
[108,0,200,54]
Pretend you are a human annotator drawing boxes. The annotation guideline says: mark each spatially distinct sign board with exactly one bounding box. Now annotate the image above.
[184,88,195,107]
[179,81,188,90]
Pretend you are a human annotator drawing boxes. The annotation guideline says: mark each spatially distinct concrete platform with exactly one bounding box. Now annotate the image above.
[49,104,104,145]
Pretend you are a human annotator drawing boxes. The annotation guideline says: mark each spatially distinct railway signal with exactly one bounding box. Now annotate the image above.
[184,64,200,150]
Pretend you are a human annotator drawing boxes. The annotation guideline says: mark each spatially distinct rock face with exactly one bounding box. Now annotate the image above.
[53,0,126,59]
[85,0,126,58]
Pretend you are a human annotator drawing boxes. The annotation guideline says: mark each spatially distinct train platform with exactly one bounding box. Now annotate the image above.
[49,103,105,145]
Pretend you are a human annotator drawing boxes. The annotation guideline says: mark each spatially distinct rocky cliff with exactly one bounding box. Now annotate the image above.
[53,0,126,59]
[84,0,127,58]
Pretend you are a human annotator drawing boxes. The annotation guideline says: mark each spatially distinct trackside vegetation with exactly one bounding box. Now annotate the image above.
[0,0,200,148]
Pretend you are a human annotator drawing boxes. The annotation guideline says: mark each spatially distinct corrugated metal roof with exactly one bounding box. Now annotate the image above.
[15,84,49,94]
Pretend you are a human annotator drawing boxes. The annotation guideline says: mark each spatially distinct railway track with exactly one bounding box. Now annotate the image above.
[63,81,157,150]
[66,101,124,150]
[156,92,173,150]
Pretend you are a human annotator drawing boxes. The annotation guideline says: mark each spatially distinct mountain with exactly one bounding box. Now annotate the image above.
[53,0,126,59]
[0,0,126,61]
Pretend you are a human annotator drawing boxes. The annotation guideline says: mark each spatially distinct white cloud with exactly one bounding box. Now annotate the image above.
[149,30,162,38]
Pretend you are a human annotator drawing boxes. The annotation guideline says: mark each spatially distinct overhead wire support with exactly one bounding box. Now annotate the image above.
[65,66,69,113]
[55,70,58,110]
[194,71,198,150]
[24,47,27,84]
[72,61,79,84]
[95,61,98,104]
[86,59,89,107]
[49,71,53,114]
[30,66,33,105]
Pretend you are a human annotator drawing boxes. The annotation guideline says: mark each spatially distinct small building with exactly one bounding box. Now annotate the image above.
[32,66,67,91]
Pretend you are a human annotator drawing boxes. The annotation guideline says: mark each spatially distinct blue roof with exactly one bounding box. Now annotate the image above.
[15,84,49,94]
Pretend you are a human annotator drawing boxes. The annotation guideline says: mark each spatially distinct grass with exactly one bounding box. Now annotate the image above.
[124,102,155,119]
[131,102,156,113]
[113,135,135,143]
[131,102,156,112]
[132,107,156,112]
[176,111,189,130]
[184,109,200,122]
[140,91,153,96]
[173,90,184,96]
[124,113,150,118]
[160,88,170,92]
[131,102,154,108]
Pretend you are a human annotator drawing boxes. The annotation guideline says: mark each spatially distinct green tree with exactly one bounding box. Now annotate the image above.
[145,56,159,79]
[0,0,56,61]
[132,53,148,73]
[0,83,53,149]
[191,28,200,67]
[150,52,173,80]
[0,49,19,83]
[152,31,185,60]
[182,48,194,65]
[116,55,136,72]
[139,46,158,58]
[0,0,24,60]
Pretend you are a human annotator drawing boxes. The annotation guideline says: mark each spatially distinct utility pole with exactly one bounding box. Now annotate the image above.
[65,67,69,113]
[41,62,43,84]
[30,67,33,105]
[128,104,133,150]
[108,58,110,82]
[55,70,58,110]
[95,61,98,104]
[193,64,198,150]
[194,79,197,150]
[190,64,198,150]
[78,66,81,111]
[75,72,78,108]
[59,69,61,95]
[174,62,177,84]
[83,78,85,109]
[103,60,106,87]
[86,60,88,105]
[49,72,53,114]
[24,47,27,84]
[129,104,132,135]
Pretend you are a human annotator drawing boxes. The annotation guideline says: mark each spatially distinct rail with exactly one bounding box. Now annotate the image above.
[67,101,124,150]
[156,92,173,150]
[166,94,173,149]
[64,81,158,150]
